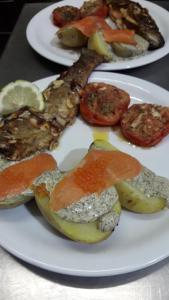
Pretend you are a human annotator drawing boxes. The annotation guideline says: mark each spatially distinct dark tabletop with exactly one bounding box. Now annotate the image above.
[1,2,169,300]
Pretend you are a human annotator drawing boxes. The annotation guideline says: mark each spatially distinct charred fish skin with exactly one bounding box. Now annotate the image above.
[0,50,104,161]
[42,49,104,126]
[59,48,105,90]
[107,0,165,50]
[0,108,61,161]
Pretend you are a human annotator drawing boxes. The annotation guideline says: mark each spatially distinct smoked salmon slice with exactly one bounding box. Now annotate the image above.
[50,149,142,211]
[0,153,57,200]
[66,16,136,45]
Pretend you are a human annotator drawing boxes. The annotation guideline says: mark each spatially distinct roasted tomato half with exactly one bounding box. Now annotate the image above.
[80,82,130,126]
[121,103,169,147]
[80,0,108,18]
[52,6,81,27]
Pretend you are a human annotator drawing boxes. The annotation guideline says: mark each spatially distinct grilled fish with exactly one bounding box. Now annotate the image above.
[0,49,104,161]
[107,0,165,50]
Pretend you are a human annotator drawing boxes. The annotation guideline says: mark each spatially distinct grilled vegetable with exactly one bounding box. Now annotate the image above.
[52,5,81,27]
[80,82,130,125]
[120,103,169,147]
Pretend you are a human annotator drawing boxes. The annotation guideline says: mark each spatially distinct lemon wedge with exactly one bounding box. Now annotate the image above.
[0,80,44,115]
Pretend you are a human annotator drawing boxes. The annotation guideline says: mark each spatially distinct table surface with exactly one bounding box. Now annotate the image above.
[0,1,169,300]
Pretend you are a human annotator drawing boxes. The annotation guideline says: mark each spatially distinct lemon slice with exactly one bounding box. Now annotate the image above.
[0,80,44,115]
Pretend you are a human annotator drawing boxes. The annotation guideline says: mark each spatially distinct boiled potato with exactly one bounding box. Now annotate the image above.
[115,181,166,214]
[91,139,167,214]
[0,194,33,209]
[111,34,149,58]
[88,31,113,61]
[34,185,116,244]
[57,27,87,48]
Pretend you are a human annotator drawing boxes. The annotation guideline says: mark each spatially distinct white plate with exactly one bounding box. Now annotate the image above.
[26,0,169,70]
[0,72,169,277]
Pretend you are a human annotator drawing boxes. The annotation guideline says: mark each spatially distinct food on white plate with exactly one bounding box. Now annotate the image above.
[121,103,169,147]
[0,49,104,161]
[115,168,168,213]
[0,153,57,208]
[80,0,108,18]
[57,16,136,45]
[55,0,165,62]
[0,80,44,116]
[33,140,142,243]
[52,5,81,27]
[88,30,113,61]
[80,82,130,125]
[111,34,149,58]
[107,0,165,50]
[92,140,168,213]
[34,170,121,243]
[52,0,108,28]
[57,27,88,48]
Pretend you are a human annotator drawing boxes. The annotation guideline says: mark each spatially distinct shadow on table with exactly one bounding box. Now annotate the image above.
[11,254,169,289]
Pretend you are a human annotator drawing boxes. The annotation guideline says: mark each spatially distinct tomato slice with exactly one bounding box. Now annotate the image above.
[80,82,130,126]
[52,6,81,27]
[121,103,169,147]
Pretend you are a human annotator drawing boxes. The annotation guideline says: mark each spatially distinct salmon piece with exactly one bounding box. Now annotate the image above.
[50,149,142,211]
[0,153,57,200]
[66,16,136,44]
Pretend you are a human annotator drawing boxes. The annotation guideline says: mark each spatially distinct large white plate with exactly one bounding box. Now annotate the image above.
[26,0,169,70]
[0,72,169,277]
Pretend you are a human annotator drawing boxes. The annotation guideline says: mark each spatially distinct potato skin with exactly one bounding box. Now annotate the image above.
[35,189,113,244]
[115,181,166,214]
[88,31,113,61]
[0,194,33,209]
[57,27,87,48]
[91,140,167,214]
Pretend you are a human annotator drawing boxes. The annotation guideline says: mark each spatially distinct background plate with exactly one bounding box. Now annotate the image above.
[26,0,169,70]
[0,72,169,277]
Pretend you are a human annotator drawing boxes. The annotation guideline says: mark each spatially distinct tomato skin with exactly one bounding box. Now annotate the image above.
[121,104,169,147]
[80,0,108,18]
[80,82,130,126]
[52,6,81,27]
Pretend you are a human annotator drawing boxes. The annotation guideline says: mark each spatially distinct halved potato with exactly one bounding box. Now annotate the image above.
[91,140,167,214]
[115,181,166,213]
[34,185,116,243]
[57,27,87,48]
[88,31,113,61]
[111,34,149,58]
[0,194,33,209]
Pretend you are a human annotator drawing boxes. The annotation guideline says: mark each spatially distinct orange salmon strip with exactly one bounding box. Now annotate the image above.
[50,149,142,211]
[0,153,57,200]
[66,16,136,45]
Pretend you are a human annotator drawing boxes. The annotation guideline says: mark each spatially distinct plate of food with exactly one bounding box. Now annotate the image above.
[0,50,169,277]
[26,0,169,70]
